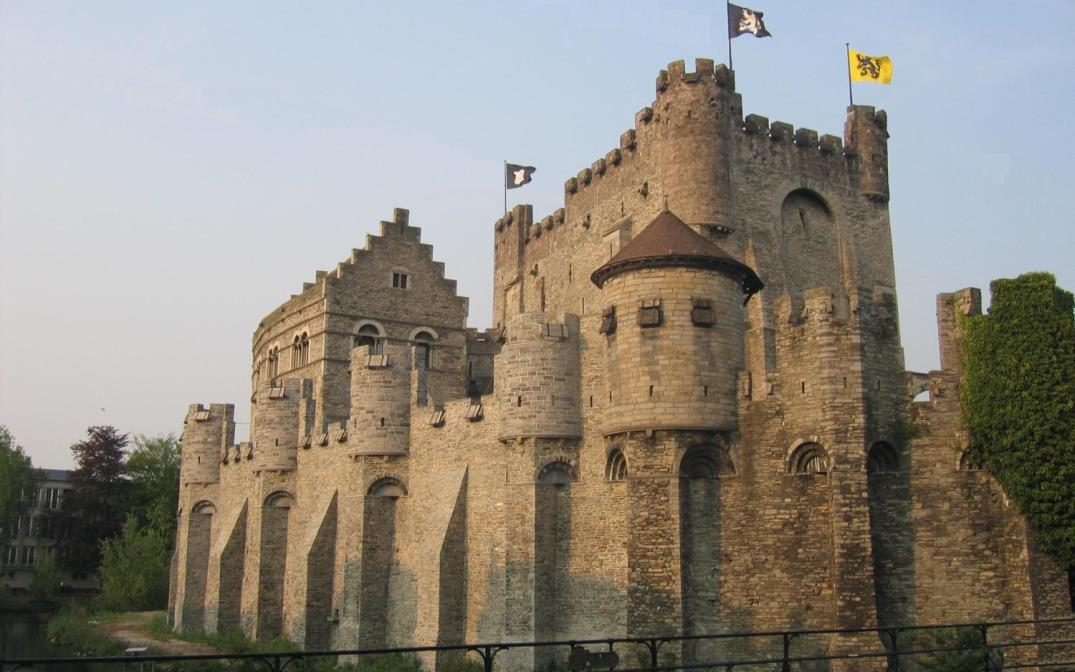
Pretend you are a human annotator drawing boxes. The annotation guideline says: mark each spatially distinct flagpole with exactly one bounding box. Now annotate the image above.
[727,1,733,70]
[845,43,854,106]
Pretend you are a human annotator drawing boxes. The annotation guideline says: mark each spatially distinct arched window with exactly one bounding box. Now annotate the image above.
[867,442,899,473]
[355,323,383,355]
[264,492,294,508]
[790,442,829,475]
[606,449,628,481]
[300,332,309,366]
[292,335,302,368]
[368,477,406,498]
[267,346,280,379]
[413,330,435,369]
[681,444,735,479]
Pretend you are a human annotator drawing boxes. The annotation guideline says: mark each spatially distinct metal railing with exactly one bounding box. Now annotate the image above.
[3,616,1074,672]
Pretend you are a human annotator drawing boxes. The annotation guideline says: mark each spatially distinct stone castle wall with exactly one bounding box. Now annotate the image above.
[169,57,1073,668]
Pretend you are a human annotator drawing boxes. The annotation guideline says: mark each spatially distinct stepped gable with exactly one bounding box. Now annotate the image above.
[590,210,763,296]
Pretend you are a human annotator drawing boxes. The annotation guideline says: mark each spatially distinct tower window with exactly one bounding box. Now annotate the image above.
[413,330,435,369]
[392,271,409,289]
[639,299,662,328]
[599,306,617,335]
[606,449,628,482]
[791,442,829,475]
[691,299,715,327]
[355,323,384,355]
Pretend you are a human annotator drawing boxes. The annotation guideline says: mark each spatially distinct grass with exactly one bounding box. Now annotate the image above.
[45,606,125,656]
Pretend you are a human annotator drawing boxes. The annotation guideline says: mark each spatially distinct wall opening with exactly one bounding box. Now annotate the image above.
[534,461,574,668]
[679,445,730,663]
[256,492,293,641]
[180,501,215,633]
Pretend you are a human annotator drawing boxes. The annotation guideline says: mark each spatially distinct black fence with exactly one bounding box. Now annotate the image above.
[3,616,1074,672]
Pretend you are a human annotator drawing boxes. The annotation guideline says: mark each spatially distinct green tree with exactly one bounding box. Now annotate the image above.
[97,517,171,611]
[29,548,63,604]
[917,627,992,672]
[125,433,180,543]
[51,426,130,572]
[0,425,42,537]
[963,272,1075,567]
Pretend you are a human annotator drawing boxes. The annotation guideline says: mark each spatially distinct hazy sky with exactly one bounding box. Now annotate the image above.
[2,1,1073,468]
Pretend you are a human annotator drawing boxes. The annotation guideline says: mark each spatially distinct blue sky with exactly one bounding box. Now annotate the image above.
[2,1,1073,467]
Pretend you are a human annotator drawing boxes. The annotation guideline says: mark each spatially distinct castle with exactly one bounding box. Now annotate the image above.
[169,59,1073,667]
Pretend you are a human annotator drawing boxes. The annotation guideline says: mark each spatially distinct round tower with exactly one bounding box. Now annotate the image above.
[252,378,304,471]
[496,313,581,440]
[348,342,411,456]
[592,210,762,435]
[180,403,234,485]
[648,59,740,229]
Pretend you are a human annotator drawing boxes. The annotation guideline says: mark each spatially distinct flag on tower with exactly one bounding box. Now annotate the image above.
[505,163,536,189]
[728,4,771,38]
[848,49,893,84]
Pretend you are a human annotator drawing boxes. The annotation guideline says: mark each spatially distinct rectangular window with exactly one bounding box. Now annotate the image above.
[392,272,409,289]
[543,322,567,340]
[639,299,662,328]
[21,546,35,567]
[691,299,716,327]
[365,354,389,368]
[464,403,483,422]
[3,546,16,566]
[599,306,617,335]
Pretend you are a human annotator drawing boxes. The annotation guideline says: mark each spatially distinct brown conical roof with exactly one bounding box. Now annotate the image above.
[590,210,763,297]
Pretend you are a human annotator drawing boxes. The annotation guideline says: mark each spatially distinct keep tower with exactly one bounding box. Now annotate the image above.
[592,210,761,435]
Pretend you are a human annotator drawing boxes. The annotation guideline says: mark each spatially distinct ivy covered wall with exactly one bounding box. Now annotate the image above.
[963,272,1075,567]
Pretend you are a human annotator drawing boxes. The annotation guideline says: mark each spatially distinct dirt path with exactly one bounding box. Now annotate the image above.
[92,612,218,656]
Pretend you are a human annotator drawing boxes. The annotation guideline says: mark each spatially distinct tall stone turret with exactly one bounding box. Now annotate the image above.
[252,378,307,471]
[844,105,890,202]
[180,403,234,485]
[496,312,581,440]
[650,59,740,228]
[592,210,762,435]
[348,342,412,455]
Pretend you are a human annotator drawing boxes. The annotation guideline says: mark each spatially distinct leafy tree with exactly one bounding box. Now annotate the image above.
[51,426,130,573]
[916,626,993,672]
[125,433,181,543]
[963,272,1075,566]
[0,425,42,536]
[97,517,171,611]
[29,548,63,604]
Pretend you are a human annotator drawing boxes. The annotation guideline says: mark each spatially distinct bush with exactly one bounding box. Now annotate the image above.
[97,517,171,611]
[916,626,992,672]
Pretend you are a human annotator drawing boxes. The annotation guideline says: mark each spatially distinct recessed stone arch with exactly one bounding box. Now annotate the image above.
[257,490,293,641]
[867,441,900,473]
[680,443,736,478]
[367,476,407,498]
[536,458,577,485]
[179,497,216,632]
[779,188,843,297]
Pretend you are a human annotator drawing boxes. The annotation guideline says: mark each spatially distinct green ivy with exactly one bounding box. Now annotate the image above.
[962,272,1075,567]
